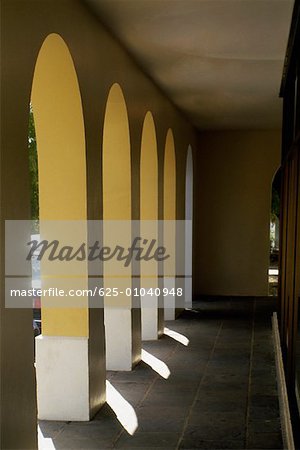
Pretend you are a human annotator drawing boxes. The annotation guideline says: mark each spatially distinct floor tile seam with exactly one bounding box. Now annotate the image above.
[175,320,224,450]
[245,299,256,449]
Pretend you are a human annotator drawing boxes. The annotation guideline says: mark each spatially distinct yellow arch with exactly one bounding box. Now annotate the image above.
[140,111,158,283]
[103,83,131,220]
[140,111,158,220]
[102,83,133,368]
[164,129,176,279]
[102,83,131,308]
[185,145,193,305]
[31,33,88,337]
[164,129,176,220]
[140,111,159,338]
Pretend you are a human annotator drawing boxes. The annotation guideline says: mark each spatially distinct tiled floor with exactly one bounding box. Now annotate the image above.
[39,298,282,449]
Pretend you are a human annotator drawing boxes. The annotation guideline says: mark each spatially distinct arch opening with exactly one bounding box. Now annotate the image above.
[269,168,281,296]
[31,33,88,337]
[102,83,136,370]
[163,129,176,320]
[185,145,193,308]
[140,111,159,340]
[30,33,105,422]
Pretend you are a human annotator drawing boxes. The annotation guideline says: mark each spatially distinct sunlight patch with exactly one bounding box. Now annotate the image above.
[106,380,138,435]
[141,349,171,379]
[164,327,189,346]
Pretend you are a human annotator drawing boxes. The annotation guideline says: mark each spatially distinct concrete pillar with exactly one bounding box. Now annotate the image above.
[185,146,193,308]
[103,84,141,369]
[140,112,160,340]
[164,130,177,320]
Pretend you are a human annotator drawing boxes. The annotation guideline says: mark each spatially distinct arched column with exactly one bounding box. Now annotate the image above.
[102,83,141,369]
[163,129,176,320]
[185,145,193,308]
[32,34,105,421]
[140,112,160,340]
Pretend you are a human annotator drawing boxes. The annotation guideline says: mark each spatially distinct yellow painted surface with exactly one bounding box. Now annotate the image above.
[103,84,131,307]
[164,129,176,220]
[31,34,88,337]
[164,129,176,276]
[103,84,131,220]
[194,130,281,296]
[140,112,158,221]
[140,112,158,281]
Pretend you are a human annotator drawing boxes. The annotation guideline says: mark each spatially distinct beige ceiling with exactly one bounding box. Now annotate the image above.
[85,0,294,130]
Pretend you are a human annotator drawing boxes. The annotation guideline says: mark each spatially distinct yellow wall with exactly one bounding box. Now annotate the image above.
[194,130,281,296]
[140,112,158,221]
[31,34,88,337]
[164,129,176,277]
[140,111,158,283]
[103,83,131,221]
[164,129,176,221]
[102,83,132,308]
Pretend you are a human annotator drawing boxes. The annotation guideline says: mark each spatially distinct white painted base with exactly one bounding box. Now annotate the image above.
[105,308,132,370]
[35,335,90,421]
[164,277,176,320]
[141,295,158,340]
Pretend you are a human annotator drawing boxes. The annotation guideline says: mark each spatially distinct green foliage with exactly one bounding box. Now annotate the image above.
[28,105,39,232]
[271,185,280,223]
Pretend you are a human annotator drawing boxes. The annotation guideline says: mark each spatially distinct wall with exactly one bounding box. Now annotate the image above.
[194,130,281,297]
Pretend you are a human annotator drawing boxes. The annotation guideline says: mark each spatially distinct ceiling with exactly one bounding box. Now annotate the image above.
[85,0,294,130]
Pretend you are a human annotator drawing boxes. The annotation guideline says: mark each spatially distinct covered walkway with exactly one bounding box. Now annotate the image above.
[39,298,282,450]
[2,2,299,448]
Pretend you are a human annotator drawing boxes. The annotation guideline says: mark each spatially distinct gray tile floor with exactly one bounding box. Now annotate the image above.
[39,298,282,449]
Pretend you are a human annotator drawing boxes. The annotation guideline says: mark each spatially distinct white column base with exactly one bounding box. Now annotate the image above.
[105,308,132,371]
[36,335,90,421]
[141,295,158,340]
[164,277,176,320]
